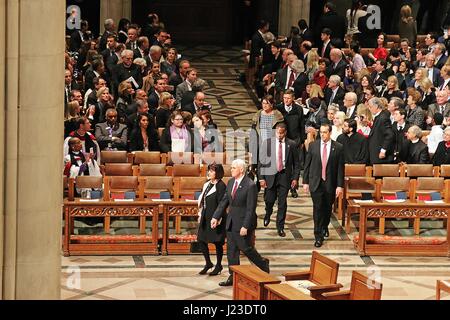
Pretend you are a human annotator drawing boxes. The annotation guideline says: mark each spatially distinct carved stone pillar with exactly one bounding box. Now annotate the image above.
[100,0,132,34]
[278,0,310,36]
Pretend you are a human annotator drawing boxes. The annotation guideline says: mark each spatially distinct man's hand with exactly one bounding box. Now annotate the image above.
[259,180,267,189]
[303,184,309,194]
[211,218,218,229]
[336,187,344,198]
[379,150,386,159]
[240,227,248,236]
[291,180,298,189]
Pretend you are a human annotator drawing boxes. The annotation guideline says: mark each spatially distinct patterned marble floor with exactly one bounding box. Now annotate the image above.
[61,46,450,300]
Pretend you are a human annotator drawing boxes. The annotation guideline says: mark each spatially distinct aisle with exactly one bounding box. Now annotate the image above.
[61,46,450,300]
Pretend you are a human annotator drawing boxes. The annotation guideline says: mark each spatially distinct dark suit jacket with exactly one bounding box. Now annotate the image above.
[276,103,306,145]
[326,59,347,79]
[249,31,266,68]
[274,68,308,99]
[213,176,258,232]
[368,110,395,164]
[436,54,448,70]
[316,11,347,44]
[129,126,160,152]
[432,141,450,166]
[318,42,332,60]
[392,122,411,162]
[300,28,314,44]
[426,67,443,88]
[303,139,345,193]
[133,48,144,59]
[112,63,143,96]
[406,140,430,164]
[147,91,160,110]
[371,69,394,87]
[324,86,346,108]
[258,137,300,189]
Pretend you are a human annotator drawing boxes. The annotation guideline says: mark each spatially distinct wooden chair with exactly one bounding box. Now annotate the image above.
[339,164,372,222]
[372,164,402,178]
[411,177,447,234]
[377,177,412,234]
[194,152,225,165]
[404,164,436,178]
[100,150,128,165]
[136,164,167,176]
[321,271,382,300]
[138,176,173,199]
[63,176,68,198]
[167,152,193,165]
[133,151,165,164]
[282,251,342,300]
[173,176,207,233]
[439,165,450,178]
[68,176,104,201]
[345,177,377,233]
[436,280,450,300]
[171,164,202,177]
[105,176,140,200]
[103,163,133,176]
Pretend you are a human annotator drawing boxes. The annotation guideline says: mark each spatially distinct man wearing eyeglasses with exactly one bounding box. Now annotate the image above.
[95,108,128,151]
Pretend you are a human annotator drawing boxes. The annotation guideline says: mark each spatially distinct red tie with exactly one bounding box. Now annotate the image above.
[278,140,283,172]
[287,70,295,88]
[322,143,328,181]
[232,180,239,199]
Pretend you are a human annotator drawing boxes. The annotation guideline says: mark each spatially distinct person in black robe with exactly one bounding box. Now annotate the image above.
[336,119,369,164]
[404,125,430,164]
[432,128,450,166]
[197,164,227,276]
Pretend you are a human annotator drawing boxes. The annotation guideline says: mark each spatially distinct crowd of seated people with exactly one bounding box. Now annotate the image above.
[64,13,221,175]
[245,1,450,172]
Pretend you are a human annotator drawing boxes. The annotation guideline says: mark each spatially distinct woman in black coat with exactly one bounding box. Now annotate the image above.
[432,128,450,166]
[197,164,226,276]
[129,113,159,151]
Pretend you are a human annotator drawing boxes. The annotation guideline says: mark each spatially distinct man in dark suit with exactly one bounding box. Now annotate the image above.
[343,92,358,119]
[326,48,347,79]
[111,49,143,97]
[367,97,395,164]
[249,20,269,68]
[148,78,166,113]
[181,91,211,116]
[298,19,314,44]
[211,159,270,286]
[64,69,80,104]
[404,125,430,164]
[125,25,138,51]
[315,2,346,48]
[98,18,116,52]
[303,123,344,247]
[258,123,300,237]
[371,59,394,88]
[318,28,332,60]
[69,20,91,52]
[392,108,411,163]
[434,43,448,70]
[336,119,369,164]
[133,36,149,60]
[298,40,312,65]
[324,75,345,109]
[425,53,443,88]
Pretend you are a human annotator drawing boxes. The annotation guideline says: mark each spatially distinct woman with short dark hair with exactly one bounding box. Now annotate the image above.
[196,163,226,276]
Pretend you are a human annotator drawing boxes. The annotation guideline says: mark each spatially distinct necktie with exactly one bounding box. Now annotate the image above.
[232,180,239,199]
[346,107,351,117]
[278,140,283,172]
[287,70,295,88]
[441,105,445,114]
[329,90,336,106]
[398,126,403,131]
[322,143,328,181]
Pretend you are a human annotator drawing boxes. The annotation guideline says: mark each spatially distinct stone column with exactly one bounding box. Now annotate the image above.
[0,0,5,300]
[278,0,310,37]
[2,0,64,299]
[100,0,132,34]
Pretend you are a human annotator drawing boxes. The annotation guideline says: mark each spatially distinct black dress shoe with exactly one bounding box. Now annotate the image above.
[219,275,233,286]
[277,229,286,237]
[323,228,329,238]
[314,240,323,248]
[263,217,270,227]
[198,263,214,275]
[209,265,223,276]
[291,189,299,198]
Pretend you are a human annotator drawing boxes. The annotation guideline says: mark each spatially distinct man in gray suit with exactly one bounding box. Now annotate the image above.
[175,67,197,107]
[94,108,128,151]
[211,159,270,286]
[427,90,450,122]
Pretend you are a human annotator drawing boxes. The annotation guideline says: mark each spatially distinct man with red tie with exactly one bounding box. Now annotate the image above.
[211,159,270,286]
[258,123,300,237]
[303,123,344,247]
